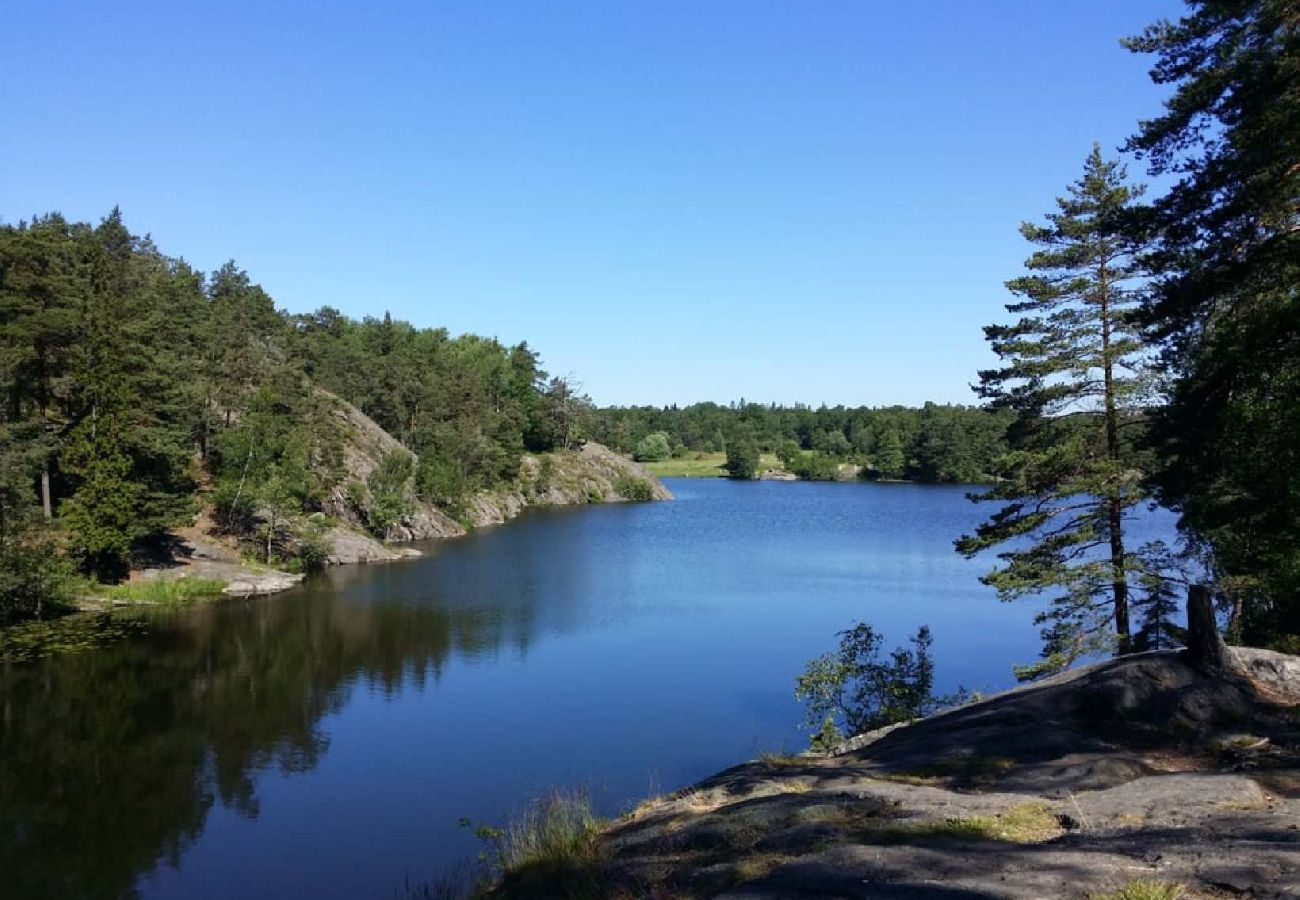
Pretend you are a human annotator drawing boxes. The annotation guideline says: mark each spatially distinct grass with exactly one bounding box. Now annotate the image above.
[872,802,1063,845]
[877,755,1017,788]
[641,451,782,478]
[1090,881,1187,900]
[477,789,609,900]
[96,576,227,605]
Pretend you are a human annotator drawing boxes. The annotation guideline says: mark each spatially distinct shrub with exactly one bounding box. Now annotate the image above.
[366,451,414,536]
[613,474,655,502]
[795,623,941,748]
[632,432,671,462]
[416,450,468,513]
[725,435,760,479]
[463,789,606,898]
[0,531,73,624]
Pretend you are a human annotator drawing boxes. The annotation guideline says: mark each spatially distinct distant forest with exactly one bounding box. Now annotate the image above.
[587,403,1014,483]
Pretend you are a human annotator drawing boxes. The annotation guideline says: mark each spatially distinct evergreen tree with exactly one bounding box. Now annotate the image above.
[958,148,1160,674]
[0,215,85,518]
[874,428,905,480]
[1125,0,1300,645]
[724,429,760,479]
[61,211,193,578]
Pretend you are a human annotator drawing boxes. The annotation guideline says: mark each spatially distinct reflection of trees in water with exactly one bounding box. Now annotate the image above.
[0,580,551,900]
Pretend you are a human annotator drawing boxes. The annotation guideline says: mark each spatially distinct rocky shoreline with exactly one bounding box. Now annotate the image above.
[487,647,1300,899]
[117,438,672,603]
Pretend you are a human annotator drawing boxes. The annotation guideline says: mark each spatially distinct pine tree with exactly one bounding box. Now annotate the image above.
[0,215,86,518]
[958,147,1160,675]
[61,210,193,578]
[874,428,905,480]
[1124,0,1300,645]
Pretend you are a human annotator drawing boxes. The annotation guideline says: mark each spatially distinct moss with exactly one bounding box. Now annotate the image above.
[1090,880,1186,900]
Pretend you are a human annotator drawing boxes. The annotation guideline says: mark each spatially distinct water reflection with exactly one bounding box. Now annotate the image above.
[1,481,1120,899]
[0,556,565,899]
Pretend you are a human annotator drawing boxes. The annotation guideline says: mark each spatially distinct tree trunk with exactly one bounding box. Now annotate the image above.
[1186,584,1233,672]
[1098,253,1131,653]
[40,467,52,519]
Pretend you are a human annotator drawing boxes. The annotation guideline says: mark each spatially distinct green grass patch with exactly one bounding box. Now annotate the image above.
[465,789,608,900]
[878,755,1016,788]
[756,751,806,768]
[97,577,227,605]
[1090,881,1186,900]
[642,451,781,478]
[871,803,1062,845]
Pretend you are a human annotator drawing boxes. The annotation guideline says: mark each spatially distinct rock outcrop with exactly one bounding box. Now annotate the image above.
[523,648,1300,899]
[322,391,670,542]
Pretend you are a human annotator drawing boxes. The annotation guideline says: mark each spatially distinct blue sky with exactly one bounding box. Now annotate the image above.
[3,0,1181,407]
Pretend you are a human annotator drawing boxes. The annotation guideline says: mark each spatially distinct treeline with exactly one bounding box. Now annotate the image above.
[588,402,1014,483]
[0,210,583,619]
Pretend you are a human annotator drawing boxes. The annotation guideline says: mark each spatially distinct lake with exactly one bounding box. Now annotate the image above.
[1,479,1155,899]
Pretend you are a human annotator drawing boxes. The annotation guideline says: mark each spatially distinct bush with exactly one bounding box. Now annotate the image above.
[725,435,760,480]
[0,532,73,624]
[366,451,415,536]
[416,450,468,513]
[296,517,334,572]
[463,789,606,898]
[632,432,671,462]
[795,623,940,750]
[613,474,655,502]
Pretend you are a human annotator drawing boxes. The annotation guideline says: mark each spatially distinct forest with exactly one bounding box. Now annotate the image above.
[0,212,588,620]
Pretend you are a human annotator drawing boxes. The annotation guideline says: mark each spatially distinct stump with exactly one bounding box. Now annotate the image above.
[1186,584,1235,672]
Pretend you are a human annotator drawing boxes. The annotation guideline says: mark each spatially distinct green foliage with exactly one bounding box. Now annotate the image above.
[786,450,839,481]
[631,431,671,462]
[365,451,414,537]
[461,789,605,899]
[724,431,760,480]
[958,147,1169,670]
[873,428,906,480]
[1125,1,1300,646]
[612,474,654,502]
[295,516,334,572]
[795,623,938,746]
[97,577,225,605]
[416,450,468,514]
[1090,881,1185,900]
[591,402,1008,484]
[0,208,587,602]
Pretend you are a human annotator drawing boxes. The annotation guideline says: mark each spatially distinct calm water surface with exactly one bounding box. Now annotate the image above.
[3,479,1137,898]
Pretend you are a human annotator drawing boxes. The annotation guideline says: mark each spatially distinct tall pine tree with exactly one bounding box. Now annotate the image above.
[1124,0,1300,646]
[958,147,1161,676]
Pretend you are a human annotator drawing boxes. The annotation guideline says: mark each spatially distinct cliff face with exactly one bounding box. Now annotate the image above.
[319,394,671,563]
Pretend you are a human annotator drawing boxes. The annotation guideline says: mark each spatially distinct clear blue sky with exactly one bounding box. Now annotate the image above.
[4,0,1181,407]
